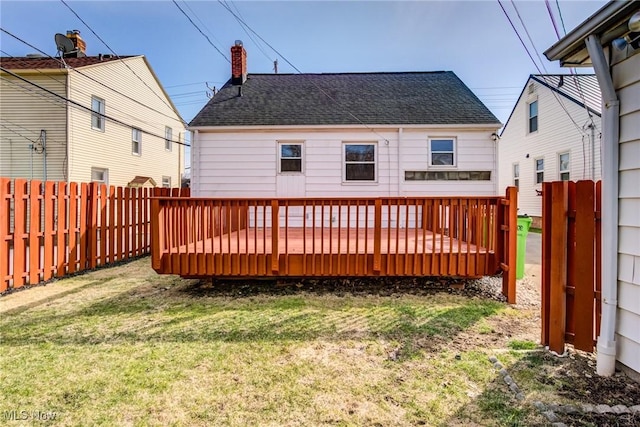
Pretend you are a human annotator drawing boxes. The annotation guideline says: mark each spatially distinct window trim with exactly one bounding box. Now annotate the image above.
[428,137,457,168]
[91,167,109,186]
[132,128,142,156]
[513,163,520,188]
[343,142,377,183]
[164,126,172,152]
[278,141,304,174]
[91,96,105,132]
[528,99,539,134]
[535,157,544,184]
[559,152,570,181]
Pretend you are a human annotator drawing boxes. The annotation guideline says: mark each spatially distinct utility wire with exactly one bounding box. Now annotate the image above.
[223,0,274,65]
[0,28,186,125]
[172,0,230,63]
[554,0,568,35]
[59,0,179,116]
[545,0,562,40]
[216,0,394,143]
[510,0,549,73]
[497,0,585,134]
[1,68,190,147]
[0,123,39,144]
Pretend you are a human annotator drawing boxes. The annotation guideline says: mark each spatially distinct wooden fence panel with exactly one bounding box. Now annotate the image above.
[542,180,601,354]
[0,177,185,293]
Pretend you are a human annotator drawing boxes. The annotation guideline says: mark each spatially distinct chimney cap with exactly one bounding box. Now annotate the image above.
[234,40,243,46]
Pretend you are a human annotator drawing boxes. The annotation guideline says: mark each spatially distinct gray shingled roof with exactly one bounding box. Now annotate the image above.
[189,71,500,127]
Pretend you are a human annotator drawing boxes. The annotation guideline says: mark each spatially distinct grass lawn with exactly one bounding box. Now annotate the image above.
[0,258,549,426]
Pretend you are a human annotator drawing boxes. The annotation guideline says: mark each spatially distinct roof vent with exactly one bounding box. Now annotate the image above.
[26,53,44,58]
[527,83,535,94]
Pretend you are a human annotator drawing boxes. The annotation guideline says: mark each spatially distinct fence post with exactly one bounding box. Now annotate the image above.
[43,181,55,281]
[88,182,99,269]
[0,178,10,292]
[541,182,551,346]
[151,197,162,271]
[29,180,41,285]
[271,200,279,273]
[373,199,382,272]
[502,186,518,304]
[574,181,596,351]
[548,181,568,354]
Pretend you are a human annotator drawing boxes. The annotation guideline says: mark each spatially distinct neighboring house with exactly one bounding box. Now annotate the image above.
[498,74,602,228]
[545,1,640,378]
[0,31,185,187]
[189,43,502,200]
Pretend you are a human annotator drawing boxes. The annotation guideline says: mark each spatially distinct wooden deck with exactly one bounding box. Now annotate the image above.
[151,191,518,301]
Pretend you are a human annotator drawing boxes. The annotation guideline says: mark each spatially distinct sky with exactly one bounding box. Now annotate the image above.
[1,0,607,152]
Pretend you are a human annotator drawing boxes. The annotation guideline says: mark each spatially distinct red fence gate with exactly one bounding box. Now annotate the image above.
[541,180,601,353]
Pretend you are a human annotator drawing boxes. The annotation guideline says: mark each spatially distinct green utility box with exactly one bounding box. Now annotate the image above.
[516,215,533,279]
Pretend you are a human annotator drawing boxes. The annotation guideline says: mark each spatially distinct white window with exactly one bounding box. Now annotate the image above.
[162,176,171,188]
[344,143,376,182]
[535,158,544,184]
[91,96,105,131]
[165,126,172,151]
[429,138,456,167]
[559,152,570,181]
[513,163,520,188]
[279,142,303,173]
[528,100,538,133]
[132,128,141,155]
[91,167,108,185]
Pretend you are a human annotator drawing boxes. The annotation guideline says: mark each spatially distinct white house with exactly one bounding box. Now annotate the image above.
[545,1,640,378]
[189,43,502,201]
[498,74,602,228]
[0,31,185,188]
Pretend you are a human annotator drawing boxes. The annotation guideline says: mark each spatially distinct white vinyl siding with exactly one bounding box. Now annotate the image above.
[0,73,67,181]
[612,50,640,374]
[498,76,602,217]
[66,56,184,187]
[191,128,498,198]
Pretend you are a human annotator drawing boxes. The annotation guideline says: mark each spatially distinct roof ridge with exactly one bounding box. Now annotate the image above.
[246,71,451,77]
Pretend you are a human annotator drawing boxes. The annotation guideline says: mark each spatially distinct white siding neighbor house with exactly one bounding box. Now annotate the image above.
[189,43,502,200]
[546,1,640,378]
[0,31,185,187]
[498,74,602,228]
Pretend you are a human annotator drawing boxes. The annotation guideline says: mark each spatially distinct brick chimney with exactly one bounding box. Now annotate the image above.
[231,40,247,85]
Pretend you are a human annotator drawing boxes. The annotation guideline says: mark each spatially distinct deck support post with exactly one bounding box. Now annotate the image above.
[151,198,162,271]
[271,200,279,272]
[502,186,518,304]
[373,199,382,272]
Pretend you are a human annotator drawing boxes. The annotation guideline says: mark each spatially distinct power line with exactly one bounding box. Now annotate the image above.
[497,0,585,134]
[216,0,395,143]
[554,0,568,35]
[545,0,562,40]
[509,0,549,73]
[59,0,179,116]
[223,0,274,65]
[0,123,39,144]
[172,0,230,63]
[0,68,190,147]
[0,28,185,125]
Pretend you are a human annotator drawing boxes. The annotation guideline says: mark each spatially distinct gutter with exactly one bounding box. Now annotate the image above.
[585,34,619,377]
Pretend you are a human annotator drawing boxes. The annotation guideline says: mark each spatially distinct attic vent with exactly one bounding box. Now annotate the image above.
[26,53,44,58]
[528,83,535,94]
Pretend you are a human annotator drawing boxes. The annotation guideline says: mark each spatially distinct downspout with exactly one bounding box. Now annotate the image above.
[585,34,619,377]
[65,70,70,182]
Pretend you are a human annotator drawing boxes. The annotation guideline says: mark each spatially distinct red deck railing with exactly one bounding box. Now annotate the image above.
[151,188,518,301]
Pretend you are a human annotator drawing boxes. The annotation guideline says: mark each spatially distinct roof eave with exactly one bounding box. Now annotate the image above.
[544,1,639,65]
[188,123,502,132]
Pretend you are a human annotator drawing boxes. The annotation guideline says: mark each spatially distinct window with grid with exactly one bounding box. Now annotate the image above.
[91,96,105,131]
[535,158,544,184]
[132,128,141,155]
[528,100,538,133]
[165,127,172,151]
[429,138,456,166]
[279,143,303,173]
[344,143,375,181]
[559,153,570,180]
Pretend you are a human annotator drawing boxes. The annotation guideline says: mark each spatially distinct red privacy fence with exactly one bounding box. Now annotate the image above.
[0,178,189,293]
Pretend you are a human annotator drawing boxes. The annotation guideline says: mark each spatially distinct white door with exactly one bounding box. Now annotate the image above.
[276,142,306,226]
